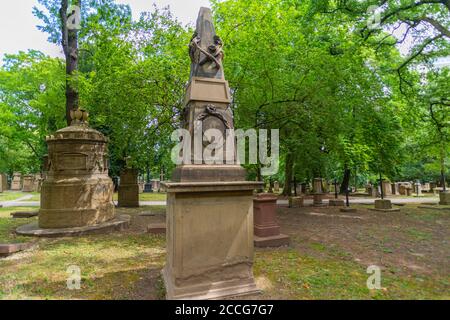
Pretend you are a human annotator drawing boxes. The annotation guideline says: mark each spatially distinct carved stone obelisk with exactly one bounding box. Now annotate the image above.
[162,7,261,300]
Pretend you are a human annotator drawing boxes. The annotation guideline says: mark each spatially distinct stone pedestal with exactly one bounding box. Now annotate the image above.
[118,168,139,208]
[329,199,345,206]
[162,182,260,300]
[369,199,400,212]
[375,199,392,210]
[253,193,289,248]
[11,172,22,191]
[0,173,7,192]
[289,196,303,208]
[439,191,450,205]
[313,193,326,206]
[22,175,35,192]
[37,111,117,230]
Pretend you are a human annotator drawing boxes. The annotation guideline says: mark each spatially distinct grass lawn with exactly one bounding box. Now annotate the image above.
[0,204,448,299]
[0,206,37,244]
[0,192,29,202]
[21,193,41,201]
[112,193,167,202]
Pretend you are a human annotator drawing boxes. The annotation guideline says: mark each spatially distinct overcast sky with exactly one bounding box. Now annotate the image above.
[0,0,210,62]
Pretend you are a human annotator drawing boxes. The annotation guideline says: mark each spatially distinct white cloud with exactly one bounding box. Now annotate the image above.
[0,0,211,62]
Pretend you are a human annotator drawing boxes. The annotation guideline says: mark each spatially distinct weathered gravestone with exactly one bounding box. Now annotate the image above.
[151,179,161,192]
[391,183,399,195]
[11,172,22,191]
[118,168,139,208]
[16,109,129,236]
[22,175,35,192]
[162,8,261,300]
[34,173,43,192]
[382,181,392,196]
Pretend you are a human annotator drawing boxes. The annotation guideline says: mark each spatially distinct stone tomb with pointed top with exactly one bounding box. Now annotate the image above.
[162,7,261,300]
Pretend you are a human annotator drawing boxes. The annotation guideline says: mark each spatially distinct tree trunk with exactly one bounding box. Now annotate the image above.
[60,0,80,126]
[440,142,447,191]
[340,166,351,194]
[283,153,294,196]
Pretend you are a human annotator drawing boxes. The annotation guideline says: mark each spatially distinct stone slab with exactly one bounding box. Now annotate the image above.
[328,199,345,207]
[369,208,400,212]
[11,211,39,218]
[139,212,156,217]
[147,223,166,234]
[254,234,290,248]
[16,215,130,238]
[0,242,33,257]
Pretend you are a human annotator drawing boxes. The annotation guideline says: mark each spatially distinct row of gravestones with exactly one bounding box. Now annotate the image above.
[0,173,43,193]
[268,178,344,195]
[366,181,444,197]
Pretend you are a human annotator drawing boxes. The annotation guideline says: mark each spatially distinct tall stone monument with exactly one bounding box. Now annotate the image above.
[162,8,261,300]
[39,109,116,228]
[17,109,129,236]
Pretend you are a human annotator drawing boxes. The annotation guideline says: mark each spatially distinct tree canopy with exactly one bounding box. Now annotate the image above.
[0,0,448,190]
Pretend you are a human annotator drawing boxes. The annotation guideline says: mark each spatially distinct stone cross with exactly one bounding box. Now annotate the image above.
[189,7,224,79]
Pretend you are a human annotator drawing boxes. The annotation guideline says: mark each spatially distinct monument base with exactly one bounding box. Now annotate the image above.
[329,199,345,207]
[254,234,290,248]
[162,181,261,300]
[16,215,130,238]
[288,196,303,208]
[147,223,166,234]
[11,211,39,218]
[162,267,259,300]
[369,200,400,212]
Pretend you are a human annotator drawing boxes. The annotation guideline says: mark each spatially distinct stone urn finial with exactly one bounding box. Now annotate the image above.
[70,108,89,126]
